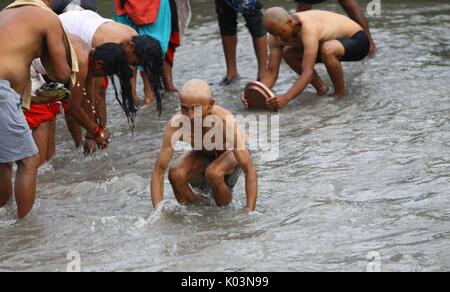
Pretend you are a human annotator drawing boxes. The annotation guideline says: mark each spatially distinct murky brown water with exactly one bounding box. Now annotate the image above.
[0,0,449,271]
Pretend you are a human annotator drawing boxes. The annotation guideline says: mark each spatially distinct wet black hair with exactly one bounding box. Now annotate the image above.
[132,35,165,115]
[95,43,137,130]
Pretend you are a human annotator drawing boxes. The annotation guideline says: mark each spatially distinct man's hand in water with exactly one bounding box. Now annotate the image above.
[95,128,110,150]
[241,93,249,109]
[83,138,97,156]
[267,95,289,110]
[369,41,378,57]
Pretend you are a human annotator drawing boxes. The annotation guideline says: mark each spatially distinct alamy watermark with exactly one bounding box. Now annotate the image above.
[366,251,382,272]
[66,250,81,272]
[367,0,382,17]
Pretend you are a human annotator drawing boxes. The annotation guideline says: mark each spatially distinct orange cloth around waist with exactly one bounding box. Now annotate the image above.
[114,0,161,25]
[24,102,61,129]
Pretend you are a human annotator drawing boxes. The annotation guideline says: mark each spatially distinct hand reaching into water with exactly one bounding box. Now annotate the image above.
[83,138,97,156]
[241,93,249,109]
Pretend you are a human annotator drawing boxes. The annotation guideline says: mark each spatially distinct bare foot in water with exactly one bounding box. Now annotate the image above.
[329,91,345,99]
[218,75,239,86]
[316,83,330,96]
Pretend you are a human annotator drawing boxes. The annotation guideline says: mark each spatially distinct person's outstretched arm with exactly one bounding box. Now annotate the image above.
[151,123,175,207]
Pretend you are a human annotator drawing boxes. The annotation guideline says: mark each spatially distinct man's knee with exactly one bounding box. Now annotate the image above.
[0,162,14,172]
[168,167,188,186]
[320,43,338,62]
[17,154,40,171]
[205,166,224,186]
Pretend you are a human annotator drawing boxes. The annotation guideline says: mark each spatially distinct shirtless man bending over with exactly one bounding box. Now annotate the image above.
[151,80,258,212]
[0,3,71,218]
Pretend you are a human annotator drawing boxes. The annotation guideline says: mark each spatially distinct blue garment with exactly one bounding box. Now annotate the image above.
[114,0,171,56]
[224,0,258,13]
[0,80,38,163]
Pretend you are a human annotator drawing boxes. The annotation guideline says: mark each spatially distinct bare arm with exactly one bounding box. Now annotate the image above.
[234,148,258,211]
[151,124,176,207]
[68,64,98,135]
[283,26,318,101]
[227,118,258,211]
[339,0,371,37]
[93,78,108,129]
[44,14,71,83]
[260,36,283,90]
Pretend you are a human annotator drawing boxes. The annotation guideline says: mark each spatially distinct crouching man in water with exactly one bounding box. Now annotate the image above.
[243,7,371,110]
[151,80,258,212]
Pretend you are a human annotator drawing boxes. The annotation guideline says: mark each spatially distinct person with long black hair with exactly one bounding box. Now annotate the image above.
[58,10,165,119]
[68,37,136,154]
[114,0,175,98]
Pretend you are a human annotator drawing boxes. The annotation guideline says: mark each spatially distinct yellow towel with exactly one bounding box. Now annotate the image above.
[4,0,79,110]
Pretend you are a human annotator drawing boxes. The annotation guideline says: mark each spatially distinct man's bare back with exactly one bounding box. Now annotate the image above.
[0,7,68,95]
[92,21,138,48]
[274,10,363,48]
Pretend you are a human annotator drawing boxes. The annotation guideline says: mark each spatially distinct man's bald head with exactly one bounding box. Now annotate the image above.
[263,7,290,33]
[180,79,213,106]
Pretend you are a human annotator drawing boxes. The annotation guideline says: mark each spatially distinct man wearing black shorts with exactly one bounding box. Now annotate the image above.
[294,0,377,55]
[242,8,371,110]
[215,0,267,85]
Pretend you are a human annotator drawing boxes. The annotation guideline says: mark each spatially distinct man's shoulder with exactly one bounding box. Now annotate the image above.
[212,105,233,119]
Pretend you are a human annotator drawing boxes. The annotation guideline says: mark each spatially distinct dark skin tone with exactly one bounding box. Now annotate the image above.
[0,4,70,219]
[65,37,111,153]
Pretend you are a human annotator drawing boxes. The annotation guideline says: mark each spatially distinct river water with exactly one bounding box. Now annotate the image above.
[0,0,449,272]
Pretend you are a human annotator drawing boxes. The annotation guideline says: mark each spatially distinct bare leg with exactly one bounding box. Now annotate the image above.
[320,40,346,98]
[205,151,239,207]
[221,35,239,82]
[0,163,13,208]
[14,154,39,219]
[141,71,156,106]
[47,120,56,162]
[163,59,177,92]
[252,36,268,80]
[64,112,83,148]
[32,122,50,167]
[282,46,329,95]
[168,151,206,205]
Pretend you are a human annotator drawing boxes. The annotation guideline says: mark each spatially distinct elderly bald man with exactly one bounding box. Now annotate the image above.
[242,7,370,110]
[151,79,258,212]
